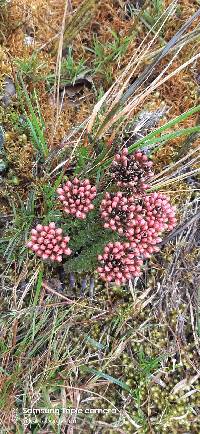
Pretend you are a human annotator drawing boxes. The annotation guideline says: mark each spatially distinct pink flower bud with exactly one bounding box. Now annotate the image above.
[56,256,62,262]
[49,229,55,235]
[57,188,64,194]
[31,229,38,236]
[49,222,56,229]
[53,245,60,253]
[42,253,49,260]
[36,224,43,232]
[38,237,44,244]
[32,244,39,251]
[27,241,33,248]
[55,228,62,235]
[64,248,71,255]
[76,211,82,218]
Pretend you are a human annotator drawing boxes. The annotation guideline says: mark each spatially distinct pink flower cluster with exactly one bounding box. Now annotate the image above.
[97,146,177,285]
[25,159,176,284]
[26,222,71,262]
[110,147,153,193]
[98,191,176,283]
[100,191,176,241]
[57,178,97,220]
[143,192,176,232]
[97,242,143,286]
[100,192,141,239]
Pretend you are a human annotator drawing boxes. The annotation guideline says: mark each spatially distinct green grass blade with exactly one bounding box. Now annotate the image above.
[127,103,200,152]
[87,367,132,392]
[16,74,48,158]
[32,269,43,307]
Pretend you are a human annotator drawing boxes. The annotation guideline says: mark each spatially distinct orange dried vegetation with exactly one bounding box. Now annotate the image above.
[1,0,199,167]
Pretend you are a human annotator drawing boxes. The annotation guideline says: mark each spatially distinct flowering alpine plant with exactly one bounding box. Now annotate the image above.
[57,177,97,220]
[26,148,176,287]
[26,222,71,262]
[98,191,176,282]
[97,146,177,284]
[100,191,176,236]
[100,191,176,241]
[142,192,177,232]
[128,228,161,259]
[100,191,145,239]
[110,147,154,193]
[97,242,144,286]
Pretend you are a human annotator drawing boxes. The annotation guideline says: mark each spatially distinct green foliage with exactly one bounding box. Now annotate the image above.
[62,199,120,273]
[46,48,90,87]
[138,351,162,379]
[85,366,132,392]
[152,0,164,15]
[60,48,90,84]
[53,0,96,54]
[47,29,135,87]
[47,29,136,87]
[84,335,107,350]
[14,54,47,83]
[86,103,200,176]
[0,0,9,6]
[1,191,36,267]
[41,171,64,219]
[89,31,135,83]
[74,146,90,175]
[65,229,118,273]
[16,75,48,159]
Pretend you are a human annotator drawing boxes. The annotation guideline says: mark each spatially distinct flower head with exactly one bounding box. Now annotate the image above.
[142,192,177,233]
[101,192,176,238]
[100,192,141,239]
[97,242,143,286]
[57,178,96,220]
[128,228,161,258]
[110,148,153,193]
[27,222,71,262]
[99,191,176,274]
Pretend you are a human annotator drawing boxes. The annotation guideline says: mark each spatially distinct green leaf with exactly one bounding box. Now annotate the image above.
[74,147,90,175]
[65,229,118,273]
[16,74,48,158]
[32,270,43,307]
[86,367,132,392]
[85,336,107,350]
[88,104,200,174]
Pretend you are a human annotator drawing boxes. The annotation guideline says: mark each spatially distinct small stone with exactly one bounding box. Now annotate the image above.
[0,158,8,174]
[0,76,16,107]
